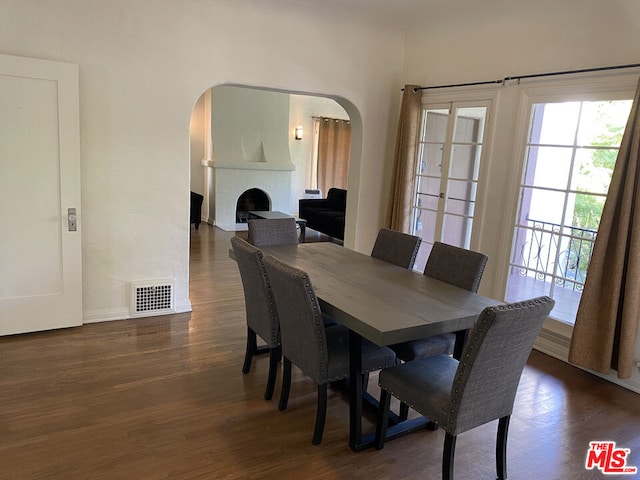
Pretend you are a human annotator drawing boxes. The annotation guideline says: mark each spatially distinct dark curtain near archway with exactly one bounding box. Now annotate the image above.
[569,77,640,379]
[385,85,421,232]
[317,118,350,196]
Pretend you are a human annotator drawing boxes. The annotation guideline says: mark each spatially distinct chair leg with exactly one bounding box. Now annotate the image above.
[312,384,328,445]
[443,433,456,480]
[496,415,510,480]
[374,388,392,450]
[264,346,281,401]
[399,402,409,421]
[242,327,257,374]
[278,357,292,411]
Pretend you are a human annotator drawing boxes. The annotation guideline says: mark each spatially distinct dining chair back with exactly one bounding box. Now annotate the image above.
[371,228,422,269]
[247,217,299,246]
[376,296,555,480]
[230,236,281,401]
[263,254,396,445]
[424,241,488,292]
[391,242,489,364]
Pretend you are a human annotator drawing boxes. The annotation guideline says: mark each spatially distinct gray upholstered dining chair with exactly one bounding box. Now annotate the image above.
[375,296,555,480]
[230,236,281,401]
[263,254,396,445]
[247,217,299,246]
[390,242,489,363]
[371,228,422,269]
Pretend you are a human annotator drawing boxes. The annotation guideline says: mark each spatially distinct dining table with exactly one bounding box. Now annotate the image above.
[252,241,502,451]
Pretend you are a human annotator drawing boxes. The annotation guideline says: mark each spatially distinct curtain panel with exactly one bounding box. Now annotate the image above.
[385,85,422,233]
[317,117,350,196]
[568,77,640,379]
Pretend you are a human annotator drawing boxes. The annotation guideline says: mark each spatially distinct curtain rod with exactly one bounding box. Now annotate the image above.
[409,63,640,92]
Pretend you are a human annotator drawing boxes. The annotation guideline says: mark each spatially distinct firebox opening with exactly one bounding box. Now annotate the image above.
[236,188,271,223]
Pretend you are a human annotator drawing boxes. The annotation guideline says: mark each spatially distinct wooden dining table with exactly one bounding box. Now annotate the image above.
[255,241,502,451]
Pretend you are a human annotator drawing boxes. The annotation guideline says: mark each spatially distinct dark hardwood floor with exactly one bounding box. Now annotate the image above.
[1,224,639,479]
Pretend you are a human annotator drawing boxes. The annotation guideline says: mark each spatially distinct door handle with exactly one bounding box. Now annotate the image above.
[68,208,77,232]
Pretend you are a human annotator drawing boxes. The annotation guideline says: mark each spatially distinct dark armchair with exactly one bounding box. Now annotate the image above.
[190,191,203,230]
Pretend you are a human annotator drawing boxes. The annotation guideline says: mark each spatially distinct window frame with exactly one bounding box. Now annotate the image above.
[499,73,638,341]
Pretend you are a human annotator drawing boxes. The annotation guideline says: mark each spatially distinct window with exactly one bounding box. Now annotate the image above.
[505,98,632,324]
[411,102,490,270]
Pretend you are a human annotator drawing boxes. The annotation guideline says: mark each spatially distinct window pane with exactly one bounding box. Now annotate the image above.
[419,143,444,176]
[570,147,615,195]
[442,214,473,248]
[450,144,481,181]
[576,100,632,146]
[566,192,605,231]
[422,110,449,142]
[513,223,558,276]
[416,191,438,210]
[413,241,433,273]
[523,146,572,189]
[416,175,440,200]
[414,208,436,243]
[445,179,476,216]
[554,233,591,289]
[519,187,566,226]
[531,102,580,145]
[454,107,486,143]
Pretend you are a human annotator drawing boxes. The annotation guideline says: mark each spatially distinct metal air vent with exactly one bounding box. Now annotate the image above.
[130,279,175,317]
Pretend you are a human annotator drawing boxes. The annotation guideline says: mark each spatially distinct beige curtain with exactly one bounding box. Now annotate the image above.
[568,78,640,379]
[385,85,422,232]
[317,118,351,195]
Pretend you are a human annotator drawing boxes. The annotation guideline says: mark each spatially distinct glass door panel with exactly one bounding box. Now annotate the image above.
[411,103,489,270]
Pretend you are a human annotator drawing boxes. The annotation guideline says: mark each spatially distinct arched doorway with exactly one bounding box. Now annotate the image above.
[188,85,353,233]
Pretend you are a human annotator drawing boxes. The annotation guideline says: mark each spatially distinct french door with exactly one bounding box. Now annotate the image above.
[411,102,490,270]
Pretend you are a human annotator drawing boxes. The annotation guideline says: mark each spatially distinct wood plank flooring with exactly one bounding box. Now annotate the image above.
[1,224,639,479]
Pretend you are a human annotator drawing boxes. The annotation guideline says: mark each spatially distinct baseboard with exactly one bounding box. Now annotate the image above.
[84,301,191,324]
[534,326,571,362]
[174,301,192,314]
[83,308,130,324]
[534,326,640,395]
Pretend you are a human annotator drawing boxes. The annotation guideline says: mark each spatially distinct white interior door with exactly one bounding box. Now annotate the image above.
[0,54,82,336]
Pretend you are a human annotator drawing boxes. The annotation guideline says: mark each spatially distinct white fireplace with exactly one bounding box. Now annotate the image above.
[213,161,294,231]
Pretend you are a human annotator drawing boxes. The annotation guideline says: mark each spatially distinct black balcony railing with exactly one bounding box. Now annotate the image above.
[516,218,597,291]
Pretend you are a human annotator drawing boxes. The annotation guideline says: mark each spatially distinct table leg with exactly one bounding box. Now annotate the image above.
[348,330,434,452]
[299,222,306,242]
[348,330,364,451]
[453,329,468,360]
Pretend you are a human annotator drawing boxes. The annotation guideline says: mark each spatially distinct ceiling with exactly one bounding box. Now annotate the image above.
[250,0,635,30]
[250,0,533,28]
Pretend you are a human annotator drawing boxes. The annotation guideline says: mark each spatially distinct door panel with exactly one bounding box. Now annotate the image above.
[0,54,82,335]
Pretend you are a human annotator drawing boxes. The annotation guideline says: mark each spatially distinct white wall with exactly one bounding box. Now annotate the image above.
[0,0,405,322]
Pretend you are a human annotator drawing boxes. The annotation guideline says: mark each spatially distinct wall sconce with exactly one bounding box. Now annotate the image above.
[294,125,303,140]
